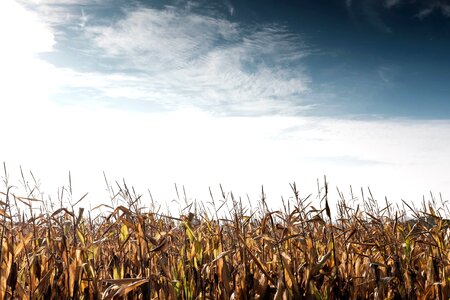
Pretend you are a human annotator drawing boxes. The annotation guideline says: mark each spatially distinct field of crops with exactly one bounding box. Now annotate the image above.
[1,171,450,299]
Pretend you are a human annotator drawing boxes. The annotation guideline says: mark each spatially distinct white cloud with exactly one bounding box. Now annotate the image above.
[0,0,55,56]
[417,3,450,18]
[84,7,310,115]
[28,0,93,3]
[16,0,94,35]
[79,8,88,28]
[223,0,234,16]
[88,8,239,70]
[380,0,450,18]
[2,2,310,115]
[384,0,401,8]
[0,0,59,113]
[416,7,434,19]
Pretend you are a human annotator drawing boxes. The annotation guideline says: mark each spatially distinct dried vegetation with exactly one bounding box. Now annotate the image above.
[1,166,450,299]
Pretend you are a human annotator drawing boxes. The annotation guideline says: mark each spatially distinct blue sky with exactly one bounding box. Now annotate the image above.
[24,0,450,118]
[1,0,449,211]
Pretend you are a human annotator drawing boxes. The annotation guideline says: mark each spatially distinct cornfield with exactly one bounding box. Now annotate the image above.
[1,167,450,299]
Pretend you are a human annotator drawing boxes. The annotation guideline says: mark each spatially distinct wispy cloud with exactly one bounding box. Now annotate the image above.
[345,0,450,33]
[417,1,450,17]
[361,0,392,33]
[372,0,450,18]
[80,6,310,115]
[384,0,401,9]
[344,0,393,33]
[223,0,234,16]
[11,1,311,116]
[377,65,398,85]
[415,2,450,19]
[0,0,313,121]
[415,7,434,19]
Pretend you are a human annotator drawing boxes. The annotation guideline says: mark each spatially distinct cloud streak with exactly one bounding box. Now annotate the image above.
[5,0,310,115]
[345,0,450,34]
[387,0,450,19]
[11,1,311,116]
[414,2,450,19]
[384,0,401,9]
[81,6,310,115]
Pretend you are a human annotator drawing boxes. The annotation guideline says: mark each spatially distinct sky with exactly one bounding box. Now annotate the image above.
[1,0,450,214]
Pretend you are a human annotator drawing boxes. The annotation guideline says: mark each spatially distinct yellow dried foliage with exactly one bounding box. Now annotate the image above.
[1,180,450,299]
